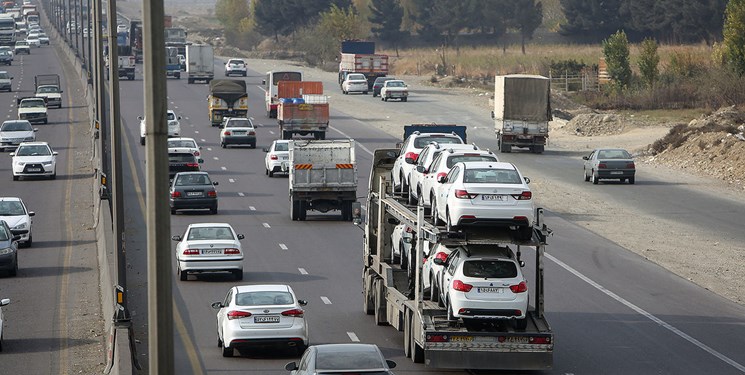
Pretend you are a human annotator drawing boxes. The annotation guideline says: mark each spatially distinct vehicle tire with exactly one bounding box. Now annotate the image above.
[298,201,307,221]
[24,234,32,248]
[533,145,544,154]
[9,257,17,276]
[583,168,590,182]
[12,175,18,181]
[431,277,440,304]
[402,97,408,102]
[629,176,635,184]
[251,143,256,149]
[592,173,599,185]
[363,91,368,95]
[363,271,375,315]
[170,208,176,215]
[220,141,226,148]
[233,270,243,281]
[400,241,408,270]
[411,330,424,364]
[373,278,387,326]
[295,343,307,356]
[407,188,416,205]
[499,140,511,153]
[403,310,412,358]
[140,137,145,146]
[431,200,443,226]
[221,344,233,357]
[217,333,223,348]
[210,205,218,215]
[178,267,187,281]
[445,210,456,232]
[319,132,326,140]
[50,172,56,180]
[268,169,274,177]
[291,200,299,221]
[187,79,193,84]
[446,298,455,321]
[515,317,528,330]
[518,225,533,241]
[43,119,47,124]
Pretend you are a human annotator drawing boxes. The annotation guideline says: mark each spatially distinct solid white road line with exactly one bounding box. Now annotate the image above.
[330,126,374,156]
[320,296,332,305]
[279,243,288,250]
[298,268,308,275]
[346,332,360,342]
[546,253,745,373]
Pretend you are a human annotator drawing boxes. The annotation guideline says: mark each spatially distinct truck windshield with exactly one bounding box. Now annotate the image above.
[20,100,45,108]
[271,71,301,85]
[0,19,14,28]
[37,86,59,93]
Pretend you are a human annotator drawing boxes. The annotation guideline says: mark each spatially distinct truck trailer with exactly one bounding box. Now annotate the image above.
[338,40,388,90]
[361,148,553,370]
[186,44,214,84]
[492,74,552,154]
[276,81,329,140]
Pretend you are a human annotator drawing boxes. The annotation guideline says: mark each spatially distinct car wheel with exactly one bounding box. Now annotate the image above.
[221,344,233,357]
[583,168,590,182]
[515,317,528,330]
[295,343,307,356]
[217,333,223,348]
[220,141,226,148]
[445,210,455,232]
[12,175,18,181]
[400,241,408,270]
[170,207,177,215]
[210,205,218,215]
[431,277,440,303]
[140,137,145,146]
[50,172,56,180]
[629,176,635,184]
[233,270,243,281]
[431,200,443,226]
[592,173,599,185]
[446,298,455,321]
[402,97,408,102]
[268,169,274,177]
[178,267,187,281]
[24,234,32,248]
[9,257,17,276]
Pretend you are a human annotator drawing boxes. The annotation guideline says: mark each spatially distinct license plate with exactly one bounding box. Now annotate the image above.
[232,131,245,135]
[450,336,473,342]
[504,336,530,344]
[610,171,623,175]
[481,195,504,201]
[201,249,222,255]
[27,168,41,172]
[186,192,202,196]
[477,287,503,293]
[254,315,280,323]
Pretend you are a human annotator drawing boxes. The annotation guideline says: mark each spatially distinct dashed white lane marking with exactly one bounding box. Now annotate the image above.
[278,243,288,250]
[320,296,332,305]
[256,85,266,92]
[546,253,745,373]
[213,157,219,160]
[207,147,212,151]
[298,268,308,275]
[249,206,256,211]
[330,126,374,156]
[269,130,274,134]
[220,166,227,171]
[262,222,270,228]
[238,192,245,197]
[200,139,205,142]
[194,130,199,134]
[346,332,360,342]
[228,178,235,183]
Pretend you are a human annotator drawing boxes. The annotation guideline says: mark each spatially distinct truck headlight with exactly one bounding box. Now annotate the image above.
[503,124,513,131]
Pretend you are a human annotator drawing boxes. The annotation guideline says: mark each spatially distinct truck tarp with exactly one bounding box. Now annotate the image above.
[341,40,375,54]
[208,80,247,104]
[494,75,552,122]
[403,124,467,143]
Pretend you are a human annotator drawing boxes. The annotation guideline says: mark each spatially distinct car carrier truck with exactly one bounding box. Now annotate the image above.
[276,81,329,140]
[492,74,552,154]
[361,148,553,370]
[289,140,357,221]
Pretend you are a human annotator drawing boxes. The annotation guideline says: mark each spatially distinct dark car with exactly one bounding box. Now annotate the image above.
[0,51,12,66]
[170,172,218,215]
[0,220,24,277]
[285,343,396,374]
[583,148,636,184]
[169,151,203,180]
[372,77,395,97]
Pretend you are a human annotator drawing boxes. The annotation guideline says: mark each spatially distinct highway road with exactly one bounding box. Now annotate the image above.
[113,56,745,374]
[0,34,104,373]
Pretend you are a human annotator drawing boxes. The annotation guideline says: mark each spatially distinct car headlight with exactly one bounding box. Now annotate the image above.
[15,161,24,166]
[0,247,13,255]
[43,161,53,166]
[12,222,27,230]
[25,136,35,141]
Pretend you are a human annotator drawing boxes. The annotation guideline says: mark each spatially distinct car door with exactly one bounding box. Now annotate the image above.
[441,250,461,300]
[217,288,233,336]
[410,147,431,196]
[584,150,595,172]
[437,166,460,218]
[392,137,411,186]
[422,153,443,205]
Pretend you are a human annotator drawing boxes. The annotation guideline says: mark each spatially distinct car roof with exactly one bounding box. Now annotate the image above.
[0,197,22,202]
[18,141,49,146]
[314,343,381,355]
[453,245,515,260]
[168,137,196,142]
[174,171,208,176]
[423,143,480,152]
[234,284,290,293]
[187,222,233,229]
[457,161,516,170]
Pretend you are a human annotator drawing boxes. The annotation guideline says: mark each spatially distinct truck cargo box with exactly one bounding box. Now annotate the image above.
[277,81,323,99]
[493,74,552,122]
[339,53,389,73]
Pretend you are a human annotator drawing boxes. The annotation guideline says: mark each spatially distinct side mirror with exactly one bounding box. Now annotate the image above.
[416,165,426,173]
[237,234,245,240]
[212,181,219,186]
[285,362,298,371]
[298,299,307,306]
[437,176,447,184]
[28,211,35,216]
[262,147,269,152]
[33,128,38,132]
[52,151,58,156]
[386,359,397,369]
[137,116,143,120]
[523,177,530,184]
[198,158,204,163]
[171,235,181,241]
[582,156,589,160]
[433,258,445,266]
[211,302,223,309]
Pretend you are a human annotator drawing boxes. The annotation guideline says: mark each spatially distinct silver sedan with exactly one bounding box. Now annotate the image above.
[583,148,636,184]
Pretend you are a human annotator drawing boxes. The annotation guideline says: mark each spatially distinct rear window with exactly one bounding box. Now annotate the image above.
[413,136,462,149]
[463,260,517,278]
[168,153,195,163]
[447,155,497,168]
[175,174,211,186]
[226,119,252,128]
[316,351,385,370]
[187,226,234,241]
[463,168,521,184]
[168,139,197,148]
[597,149,631,159]
[235,291,293,306]
[167,112,176,121]
[274,142,289,151]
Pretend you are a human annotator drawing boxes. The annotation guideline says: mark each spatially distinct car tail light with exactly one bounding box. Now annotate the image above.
[186,163,199,168]
[227,310,251,320]
[597,163,607,169]
[207,191,217,198]
[529,336,551,344]
[270,154,278,160]
[510,281,528,293]
[453,280,473,292]
[224,131,231,136]
[511,191,532,200]
[182,249,199,255]
[404,152,419,161]
[281,308,304,317]
[454,189,477,199]
[405,226,413,233]
[224,248,240,254]
[249,131,255,136]
[627,162,635,168]
[513,216,529,223]
[171,191,181,198]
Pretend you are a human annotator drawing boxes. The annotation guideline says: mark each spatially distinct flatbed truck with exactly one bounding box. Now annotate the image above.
[361,148,553,370]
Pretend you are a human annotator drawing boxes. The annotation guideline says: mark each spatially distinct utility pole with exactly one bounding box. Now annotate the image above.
[143,0,174,372]
[92,0,106,183]
[106,0,129,326]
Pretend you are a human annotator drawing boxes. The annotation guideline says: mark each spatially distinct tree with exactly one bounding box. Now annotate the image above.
[369,0,407,55]
[252,0,290,41]
[252,0,353,40]
[215,0,250,31]
[318,5,367,42]
[559,0,625,39]
[512,0,543,54]
[602,30,632,88]
[638,38,659,87]
[723,0,745,76]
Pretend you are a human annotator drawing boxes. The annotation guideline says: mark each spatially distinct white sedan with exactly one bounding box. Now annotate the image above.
[212,284,309,357]
[167,137,201,157]
[432,161,534,239]
[172,223,245,281]
[263,140,289,177]
[0,298,9,351]
[0,197,34,247]
[139,110,181,145]
[0,120,37,151]
[10,142,58,180]
[341,73,368,94]
[224,58,247,77]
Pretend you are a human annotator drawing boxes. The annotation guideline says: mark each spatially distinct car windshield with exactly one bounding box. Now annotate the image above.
[0,72,9,79]
[316,351,385,371]
[228,60,244,65]
[447,155,497,168]
[168,140,196,148]
[37,86,59,93]
[463,260,518,278]
[1,121,32,131]
[0,201,25,215]
[0,52,8,57]
[274,142,289,152]
[186,227,234,241]
[20,100,45,108]
[387,81,405,87]
[414,136,461,149]
[16,145,50,156]
[16,42,27,46]
[226,119,252,128]
[168,153,195,163]
[597,149,631,159]
[175,174,211,186]
[463,168,521,184]
[0,227,8,241]
[235,291,293,306]
[167,112,176,121]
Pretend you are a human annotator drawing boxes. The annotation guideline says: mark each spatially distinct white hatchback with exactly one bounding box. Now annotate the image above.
[433,161,534,239]
[0,197,34,247]
[263,140,290,177]
[392,132,464,195]
[10,142,58,180]
[139,110,181,145]
[224,58,247,77]
[172,223,245,281]
[212,284,309,357]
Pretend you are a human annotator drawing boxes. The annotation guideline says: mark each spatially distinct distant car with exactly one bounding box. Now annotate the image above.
[219,117,256,148]
[380,79,409,102]
[0,51,12,66]
[25,35,40,48]
[116,24,128,33]
[212,284,309,357]
[172,222,245,281]
[0,70,12,91]
[177,54,186,71]
[17,97,48,124]
[0,297,9,350]
[341,73,368,95]
[167,137,201,157]
[583,148,636,184]
[391,131,464,194]
[432,161,534,238]
[436,245,528,329]
[14,40,30,55]
[139,109,181,145]
[35,85,63,108]
[0,197,34,248]
[169,172,218,215]
[0,120,36,151]
[38,33,50,45]
[263,140,290,177]
[10,141,58,180]
[224,58,247,77]
[0,221,22,277]
[0,47,13,61]
[168,151,202,181]
[371,77,395,97]
[285,344,397,374]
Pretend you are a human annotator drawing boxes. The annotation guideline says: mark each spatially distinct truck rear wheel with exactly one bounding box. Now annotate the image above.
[403,310,412,358]
[499,139,511,153]
[533,145,544,154]
[373,278,387,326]
[363,271,375,315]
[411,324,424,363]
[298,201,307,221]
[291,200,300,221]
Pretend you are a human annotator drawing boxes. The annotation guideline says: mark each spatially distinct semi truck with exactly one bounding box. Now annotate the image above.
[276,81,329,140]
[361,149,554,370]
[288,140,357,221]
[263,70,303,118]
[0,14,15,46]
[114,32,135,80]
[186,44,214,84]
[165,46,181,79]
[165,27,188,55]
[492,74,552,154]
[338,40,388,90]
[207,79,248,127]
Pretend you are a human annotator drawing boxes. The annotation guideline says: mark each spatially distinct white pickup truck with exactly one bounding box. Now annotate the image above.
[380,79,408,102]
[17,97,47,124]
